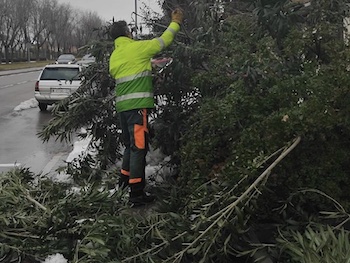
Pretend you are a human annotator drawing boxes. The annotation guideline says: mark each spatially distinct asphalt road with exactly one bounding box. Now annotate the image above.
[0,68,75,176]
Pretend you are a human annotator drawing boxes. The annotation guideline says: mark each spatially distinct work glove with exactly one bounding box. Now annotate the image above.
[171,8,184,24]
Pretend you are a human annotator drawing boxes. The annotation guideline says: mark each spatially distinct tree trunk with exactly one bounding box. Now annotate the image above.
[36,44,40,61]
[4,45,10,64]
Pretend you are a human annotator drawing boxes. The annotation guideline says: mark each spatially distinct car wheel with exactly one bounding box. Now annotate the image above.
[38,103,48,111]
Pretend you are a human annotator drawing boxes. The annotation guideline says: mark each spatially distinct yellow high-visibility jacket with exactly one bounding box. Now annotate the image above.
[109,22,180,112]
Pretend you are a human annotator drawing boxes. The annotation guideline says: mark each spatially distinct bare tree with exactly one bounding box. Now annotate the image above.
[0,0,24,63]
[53,3,75,54]
[0,0,107,62]
[75,11,104,50]
[0,0,5,62]
[31,0,58,60]
[43,0,59,59]
[17,0,36,61]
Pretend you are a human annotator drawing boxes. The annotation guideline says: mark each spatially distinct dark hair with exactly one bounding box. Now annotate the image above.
[109,20,130,39]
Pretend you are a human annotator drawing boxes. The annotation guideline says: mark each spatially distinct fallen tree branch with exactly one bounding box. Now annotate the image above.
[167,136,302,262]
[25,190,48,212]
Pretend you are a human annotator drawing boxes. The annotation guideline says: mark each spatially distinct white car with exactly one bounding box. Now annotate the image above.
[34,64,82,111]
[77,54,96,67]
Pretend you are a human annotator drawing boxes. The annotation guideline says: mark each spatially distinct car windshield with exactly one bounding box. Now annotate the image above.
[58,55,74,60]
[40,67,80,81]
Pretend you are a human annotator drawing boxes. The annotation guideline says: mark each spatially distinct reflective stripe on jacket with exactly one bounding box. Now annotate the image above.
[109,22,180,112]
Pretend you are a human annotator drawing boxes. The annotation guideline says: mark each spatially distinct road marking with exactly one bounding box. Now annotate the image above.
[0,80,33,90]
[0,163,22,167]
[0,84,14,89]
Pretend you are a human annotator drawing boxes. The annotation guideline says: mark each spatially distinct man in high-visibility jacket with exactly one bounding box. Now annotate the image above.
[109,8,184,206]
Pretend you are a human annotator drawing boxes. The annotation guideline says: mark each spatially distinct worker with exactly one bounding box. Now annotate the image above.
[109,8,184,206]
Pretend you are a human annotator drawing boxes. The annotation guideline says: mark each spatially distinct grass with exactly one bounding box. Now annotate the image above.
[0,61,54,71]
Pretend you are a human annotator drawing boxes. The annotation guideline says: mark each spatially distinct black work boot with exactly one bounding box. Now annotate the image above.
[130,191,155,207]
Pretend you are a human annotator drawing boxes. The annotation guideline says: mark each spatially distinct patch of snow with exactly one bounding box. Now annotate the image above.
[13,98,38,111]
[49,171,73,183]
[47,130,174,186]
[42,253,67,263]
[65,136,92,163]
[48,135,92,183]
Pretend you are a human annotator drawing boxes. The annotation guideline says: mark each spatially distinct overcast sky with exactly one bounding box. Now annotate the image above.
[56,0,162,23]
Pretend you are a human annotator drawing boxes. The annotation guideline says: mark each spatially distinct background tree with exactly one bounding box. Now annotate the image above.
[75,11,104,49]
[0,0,22,63]
[0,0,105,62]
[31,0,52,60]
[53,4,75,53]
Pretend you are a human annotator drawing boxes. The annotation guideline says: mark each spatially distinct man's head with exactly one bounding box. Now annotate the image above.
[109,20,132,40]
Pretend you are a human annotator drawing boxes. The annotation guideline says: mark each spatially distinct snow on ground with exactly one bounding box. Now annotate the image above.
[53,139,173,183]
[13,98,38,111]
[42,253,67,263]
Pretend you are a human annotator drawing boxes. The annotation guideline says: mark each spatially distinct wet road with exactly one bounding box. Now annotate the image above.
[0,69,74,175]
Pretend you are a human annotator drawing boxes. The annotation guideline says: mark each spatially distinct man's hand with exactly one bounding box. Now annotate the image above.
[171,8,184,25]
